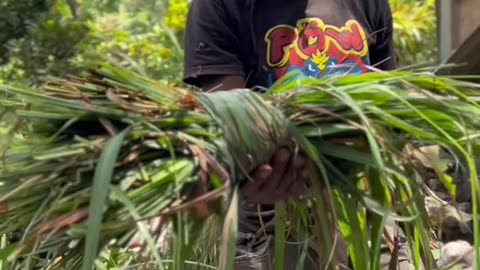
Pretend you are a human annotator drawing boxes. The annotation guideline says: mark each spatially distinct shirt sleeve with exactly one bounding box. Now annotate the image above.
[183,0,245,87]
[369,0,396,71]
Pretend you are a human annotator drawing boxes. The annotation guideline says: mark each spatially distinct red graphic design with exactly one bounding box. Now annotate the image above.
[265,18,370,79]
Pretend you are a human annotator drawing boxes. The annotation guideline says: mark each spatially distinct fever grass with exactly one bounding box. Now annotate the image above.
[1,65,480,270]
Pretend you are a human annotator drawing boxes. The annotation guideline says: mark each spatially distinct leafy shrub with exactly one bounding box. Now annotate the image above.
[0,0,437,85]
[390,0,438,66]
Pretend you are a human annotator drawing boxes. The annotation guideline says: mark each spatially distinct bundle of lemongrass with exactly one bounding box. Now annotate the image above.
[1,65,480,270]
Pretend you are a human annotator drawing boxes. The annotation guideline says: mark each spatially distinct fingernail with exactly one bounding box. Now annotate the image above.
[302,169,309,179]
[261,166,273,178]
[278,149,290,163]
[292,183,304,196]
[295,155,306,168]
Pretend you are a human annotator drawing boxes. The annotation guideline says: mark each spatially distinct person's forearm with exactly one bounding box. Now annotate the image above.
[200,75,245,92]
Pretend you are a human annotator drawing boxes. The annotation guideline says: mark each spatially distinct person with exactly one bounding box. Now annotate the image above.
[183,0,414,269]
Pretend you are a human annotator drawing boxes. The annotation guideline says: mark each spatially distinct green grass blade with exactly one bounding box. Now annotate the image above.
[218,187,239,270]
[467,142,480,269]
[336,192,369,270]
[110,186,165,270]
[0,235,7,270]
[81,128,130,270]
[366,169,387,270]
[274,202,287,270]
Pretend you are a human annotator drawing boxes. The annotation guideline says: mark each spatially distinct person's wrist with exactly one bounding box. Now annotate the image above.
[240,195,275,210]
[239,195,275,213]
[258,204,274,211]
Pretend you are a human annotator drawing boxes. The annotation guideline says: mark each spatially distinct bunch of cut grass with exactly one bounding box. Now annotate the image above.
[1,65,480,270]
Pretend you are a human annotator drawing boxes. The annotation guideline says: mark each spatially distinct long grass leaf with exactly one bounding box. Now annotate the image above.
[81,128,130,270]
[110,186,166,270]
[218,187,238,270]
[274,203,287,270]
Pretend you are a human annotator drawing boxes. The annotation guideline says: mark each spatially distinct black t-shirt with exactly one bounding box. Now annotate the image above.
[183,0,395,88]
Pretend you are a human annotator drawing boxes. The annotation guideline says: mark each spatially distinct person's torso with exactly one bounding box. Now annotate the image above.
[234,0,378,88]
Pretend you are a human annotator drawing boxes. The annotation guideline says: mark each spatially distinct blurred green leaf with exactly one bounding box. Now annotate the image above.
[82,128,129,270]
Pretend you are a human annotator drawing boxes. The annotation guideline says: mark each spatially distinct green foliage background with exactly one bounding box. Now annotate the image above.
[390,0,438,67]
[0,0,188,86]
[0,0,437,87]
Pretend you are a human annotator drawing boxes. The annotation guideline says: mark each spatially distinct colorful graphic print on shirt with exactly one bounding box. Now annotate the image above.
[264,18,370,86]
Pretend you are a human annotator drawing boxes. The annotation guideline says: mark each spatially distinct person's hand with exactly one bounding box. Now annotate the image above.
[240,148,309,205]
